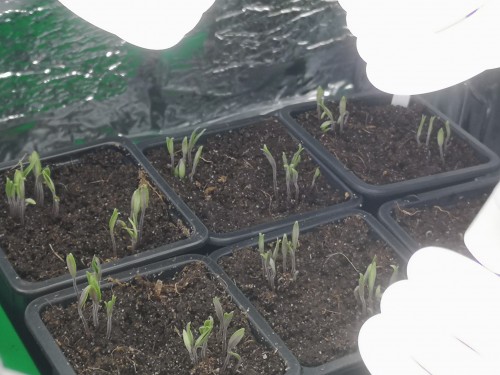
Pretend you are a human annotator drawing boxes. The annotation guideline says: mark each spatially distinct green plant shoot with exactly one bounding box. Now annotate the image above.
[104,294,117,340]
[187,128,206,167]
[416,114,427,146]
[425,115,436,147]
[42,167,59,216]
[437,128,445,162]
[222,328,245,373]
[316,86,325,118]
[189,146,203,181]
[311,167,321,189]
[109,208,119,257]
[261,144,278,198]
[166,137,175,172]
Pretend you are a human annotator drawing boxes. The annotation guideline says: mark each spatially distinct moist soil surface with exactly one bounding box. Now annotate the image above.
[294,101,482,185]
[392,188,493,258]
[145,118,350,234]
[218,214,401,366]
[41,262,285,375]
[0,146,191,282]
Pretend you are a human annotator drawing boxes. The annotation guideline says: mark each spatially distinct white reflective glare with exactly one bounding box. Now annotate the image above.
[338,0,500,94]
[58,0,216,50]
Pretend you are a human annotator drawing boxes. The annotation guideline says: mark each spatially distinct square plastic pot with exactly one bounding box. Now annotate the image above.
[0,138,207,320]
[25,254,301,375]
[278,94,500,208]
[208,209,411,375]
[378,174,500,253]
[139,115,362,248]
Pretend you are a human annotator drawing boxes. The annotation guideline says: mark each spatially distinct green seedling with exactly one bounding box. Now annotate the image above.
[78,285,92,337]
[258,233,266,278]
[183,317,214,365]
[437,128,445,162]
[416,115,427,146]
[291,167,299,201]
[131,184,149,243]
[272,238,281,263]
[175,158,186,180]
[66,252,90,336]
[281,234,288,273]
[28,151,44,205]
[316,86,325,118]
[311,167,321,189]
[181,136,188,164]
[282,153,292,201]
[187,128,206,167]
[189,146,203,181]
[42,167,59,216]
[319,100,335,133]
[5,169,36,224]
[389,265,399,286]
[104,294,117,340]
[289,221,300,280]
[354,256,397,316]
[109,208,119,257]
[221,328,245,373]
[213,297,235,353]
[425,116,436,147]
[166,137,175,172]
[260,251,276,291]
[444,120,451,150]
[118,217,139,251]
[261,145,278,198]
[337,96,349,133]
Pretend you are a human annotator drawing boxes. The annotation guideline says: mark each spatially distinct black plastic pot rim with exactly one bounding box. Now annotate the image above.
[208,208,411,375]
[378,173,500,253]
[25,254,301,375]
[278,93,500,201]
[0,137,208,301]
[138,115,363,248]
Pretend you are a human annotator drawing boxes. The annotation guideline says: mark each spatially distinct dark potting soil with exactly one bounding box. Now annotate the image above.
[218,215,399,366]
[392,191,492,257]
[294,101,482,185]
[41,262,286,375]
[145,118,350,234]
[0,147,191,282]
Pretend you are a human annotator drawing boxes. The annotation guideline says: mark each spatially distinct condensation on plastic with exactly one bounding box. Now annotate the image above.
[0,0,362,162]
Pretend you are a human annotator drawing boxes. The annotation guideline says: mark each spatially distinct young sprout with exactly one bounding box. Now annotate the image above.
[175,158,186,180]
[281,234,288,273]
[5,170,36,224]
[272,238,281,263]
[389,265,399,286]
[444,120,451,151]
[130,184,149,243]
[66,253,79,299]
[109,208,119,257]
[337,96,349,133]
[183,317,214,365]
[311,167,321,189]
[290,144,304,168]
[261,144,278,198]
[104,294,117,340]
[187,128,206,167]
[416,115,427,146]
[354,256,379,316]
[91,254,102,282]
[291,167,299,201]
[181,136,188,164]
[77,284,91,337]
[319,101,335,133]
[221,328,245,373]
[282,153,291,201]
[437,128,445,162]
[86,271,102,328]
[166,137,175,172]
[198,316,214,360]
[289,221,300,281]
[425,116,436,147]
[118,217,139,251]
[416,114,427,146]
[42,167,59,216]
[213,297,235,353]
[28,151,44,205]
[189,146,203,181]
[258,233,266,278]
[316,86,325,118]
[260,251,276,291]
